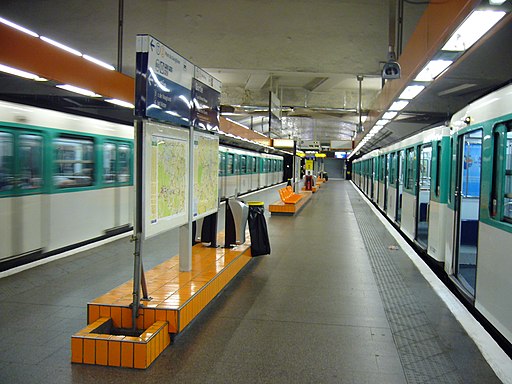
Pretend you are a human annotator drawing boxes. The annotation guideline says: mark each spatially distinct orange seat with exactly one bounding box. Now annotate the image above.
[279,187,303,204]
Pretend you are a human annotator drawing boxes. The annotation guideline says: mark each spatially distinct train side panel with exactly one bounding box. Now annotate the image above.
[475,222,512,343]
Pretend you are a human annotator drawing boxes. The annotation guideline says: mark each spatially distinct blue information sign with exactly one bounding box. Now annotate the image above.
[192,67,221,131]
[135,35,194,127]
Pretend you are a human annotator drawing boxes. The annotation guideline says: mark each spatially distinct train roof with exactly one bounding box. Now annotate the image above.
[450,83,512,132]
[0,100,133,140]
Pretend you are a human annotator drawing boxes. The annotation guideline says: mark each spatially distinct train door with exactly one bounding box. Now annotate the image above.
[383,154,389,211]
[396,150,405,224]
[0,130,44,260]
[453,129,482,296]
[219,151,225,198]
[415,144,432,249]
[371,158,375,199]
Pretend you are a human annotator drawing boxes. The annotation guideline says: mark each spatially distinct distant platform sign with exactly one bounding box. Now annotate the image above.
[136,35,193,127]
[191,67,221,131]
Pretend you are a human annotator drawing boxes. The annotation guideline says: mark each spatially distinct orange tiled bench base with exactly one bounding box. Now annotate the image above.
[269,191,312,215]
[71,242,252,369]
[71,318,170,369]
[302,186,318,193]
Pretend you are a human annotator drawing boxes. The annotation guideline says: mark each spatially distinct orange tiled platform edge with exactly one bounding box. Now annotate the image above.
[71,242,252,368]
[269,191,312,215]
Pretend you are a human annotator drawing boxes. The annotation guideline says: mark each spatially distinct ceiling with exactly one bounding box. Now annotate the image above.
[1,1,511,154]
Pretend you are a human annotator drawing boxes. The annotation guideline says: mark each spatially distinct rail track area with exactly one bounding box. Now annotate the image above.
[0,181,508,383]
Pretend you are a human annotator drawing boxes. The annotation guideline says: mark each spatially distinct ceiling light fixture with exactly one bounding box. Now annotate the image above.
[83,55,115,71]
[442,10,506,52]
[0,64,47,81]
[414,59,453,82]
[383,111,398,120]
[0,17,39,37]
[376,119,390,126]
[398,85,425,100]
[389,100,409,111]
[56,84,102,97]
[40,36,82,56]
[105,99,134,109]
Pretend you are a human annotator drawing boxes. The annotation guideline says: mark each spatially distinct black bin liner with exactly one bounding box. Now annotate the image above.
[248,204,271,256]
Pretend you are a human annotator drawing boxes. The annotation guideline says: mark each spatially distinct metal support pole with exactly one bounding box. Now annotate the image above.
[357,75,363,133]
[131,232,142,330]
[179,125,194,272]
[131,119,147,330]
[293,140,297,192]
[117,0,124,72]
[397,0,404,58]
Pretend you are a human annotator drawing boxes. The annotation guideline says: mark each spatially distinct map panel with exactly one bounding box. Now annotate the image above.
[193,132,219,219]
[143,121,189,239]
[150,135,187,222]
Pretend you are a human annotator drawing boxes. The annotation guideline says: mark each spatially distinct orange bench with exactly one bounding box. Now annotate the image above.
[279,186,304,204]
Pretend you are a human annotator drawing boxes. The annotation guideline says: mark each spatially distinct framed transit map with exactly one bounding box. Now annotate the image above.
[142,120,189,239]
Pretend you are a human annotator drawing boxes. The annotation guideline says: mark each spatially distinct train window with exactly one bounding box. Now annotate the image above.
[504,127,512,222]
[389,153,395,184]
[405,147,416,190]
[435,142,442,197]
[227,154,234,175]
[54,136,94,188]
[253,157,257,173]
[461,131,482,198]
[241,155,247,174]
[103,143,116,184]
[0,132,14,191]
[118,144,131,183]
[419,145,432,189]
[19,134,43,190]
[449,138,453,204]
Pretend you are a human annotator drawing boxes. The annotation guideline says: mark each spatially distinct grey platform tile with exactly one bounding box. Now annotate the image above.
[0,343,58,365]
[0,361,55,384]
[245,308,391,329]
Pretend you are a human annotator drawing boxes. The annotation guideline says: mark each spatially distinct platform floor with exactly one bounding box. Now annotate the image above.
[0,180,506,383]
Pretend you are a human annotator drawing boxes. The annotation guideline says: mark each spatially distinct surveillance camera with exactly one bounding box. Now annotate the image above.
[382,61,401,80]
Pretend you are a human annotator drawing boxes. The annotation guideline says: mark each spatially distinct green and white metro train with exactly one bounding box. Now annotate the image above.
[352,83,512,348]
[0,100,284,271]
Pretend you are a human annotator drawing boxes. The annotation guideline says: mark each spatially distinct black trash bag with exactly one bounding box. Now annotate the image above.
[248,206,271,256]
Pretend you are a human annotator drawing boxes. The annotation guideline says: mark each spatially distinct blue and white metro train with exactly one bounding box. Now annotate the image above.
[0,100,284,270]
[352,83,512,348]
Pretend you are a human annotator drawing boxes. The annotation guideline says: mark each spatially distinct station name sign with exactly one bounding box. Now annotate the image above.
[192,67,221,131]
[135,35,222,131]
[135,35,194,127]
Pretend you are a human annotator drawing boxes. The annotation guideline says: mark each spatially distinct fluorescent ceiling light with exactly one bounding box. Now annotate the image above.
[376,119,390,126]
[0,17,39,37]
[489,0,506,4]
[40,36,82,56]
[0,64,47,81]
[56,84,101,97]
[383,111,398,120]
[414,60,453,82]
[399,85,425,100]
[442,10,506,52]
[105,99,134,109]
[389,100,409,111]
[83,55,115,71]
